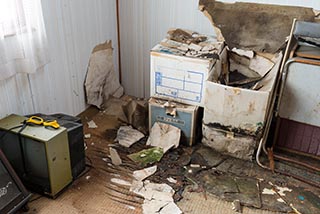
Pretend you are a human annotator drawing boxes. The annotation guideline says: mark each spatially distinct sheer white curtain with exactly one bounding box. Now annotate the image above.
[0,0,49,80]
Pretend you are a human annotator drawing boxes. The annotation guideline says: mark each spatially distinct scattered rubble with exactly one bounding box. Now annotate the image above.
[115,126,145,147]
[109,147,122,166]
[133,166,157,181]
[87,120,98,129]
[84,133,91,139]
[159,29,223,59]
[131,180,182,214]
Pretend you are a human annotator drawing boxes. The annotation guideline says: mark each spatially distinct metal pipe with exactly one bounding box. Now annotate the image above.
[116,0,122,84]
[274,154,320,172]
[256,20,297,168]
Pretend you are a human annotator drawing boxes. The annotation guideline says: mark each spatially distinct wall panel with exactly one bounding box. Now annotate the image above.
[0,0,118,118]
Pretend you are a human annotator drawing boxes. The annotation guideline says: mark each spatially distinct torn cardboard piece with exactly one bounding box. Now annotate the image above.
[115,126,145,147]
[84,40,124,108]
[103,97,148,133]
[146,122,181,153]
[198,0,315,53]
[122,99,148,134]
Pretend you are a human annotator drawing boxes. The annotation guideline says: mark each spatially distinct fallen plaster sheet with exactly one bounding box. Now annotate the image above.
[146,122,181,153]
[87,120,98,128]
[84,40,124,108]
[198,0,315,53]
[109,147,122,166]
[115,126,145,147]
[131,180,182,214]
[133,166,157,181]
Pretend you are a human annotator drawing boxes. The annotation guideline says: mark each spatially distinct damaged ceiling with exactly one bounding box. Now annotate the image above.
[198,0,315,53]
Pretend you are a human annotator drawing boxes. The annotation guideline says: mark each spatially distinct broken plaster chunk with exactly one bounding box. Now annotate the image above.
[109,147,122,166]
[115,126,145,147]
[146,122,181,153]
[158,201,182,214]
[232,47,254,58]
[277,198,286,203]
[130,180,181,214]
[167,177,177,184]
[262,188,276,195]
[188,43,202,51]
[84,134,91,139]
[126,205,136,210]
[276,186,292,196]
[133,166,157,181]
[110,178,131,187]
[232,200,242,213]
[201,44,217,52]
[87,120,98,128]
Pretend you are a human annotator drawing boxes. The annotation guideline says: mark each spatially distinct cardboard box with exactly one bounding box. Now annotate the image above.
[149,97,202,146]
[150,42,226,107]
[203,53,283,137]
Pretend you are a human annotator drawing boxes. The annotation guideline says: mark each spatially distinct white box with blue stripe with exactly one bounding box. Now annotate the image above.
[149,97,203,146]
[150,42,226,107]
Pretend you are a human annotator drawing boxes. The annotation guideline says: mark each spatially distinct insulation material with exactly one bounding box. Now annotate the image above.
[84,40,124,108]
[198,0,315,53]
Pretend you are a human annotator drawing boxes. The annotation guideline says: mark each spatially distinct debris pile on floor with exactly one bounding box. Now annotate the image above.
[81,106,320,214]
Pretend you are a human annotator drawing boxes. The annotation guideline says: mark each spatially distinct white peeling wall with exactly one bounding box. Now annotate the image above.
[0,0,118,118]
[119,0,320,99]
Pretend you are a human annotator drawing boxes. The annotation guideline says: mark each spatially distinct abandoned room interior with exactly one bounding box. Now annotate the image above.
[1,0,320,213]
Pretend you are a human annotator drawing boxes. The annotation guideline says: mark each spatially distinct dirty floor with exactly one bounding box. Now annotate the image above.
[21,106,320,214]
